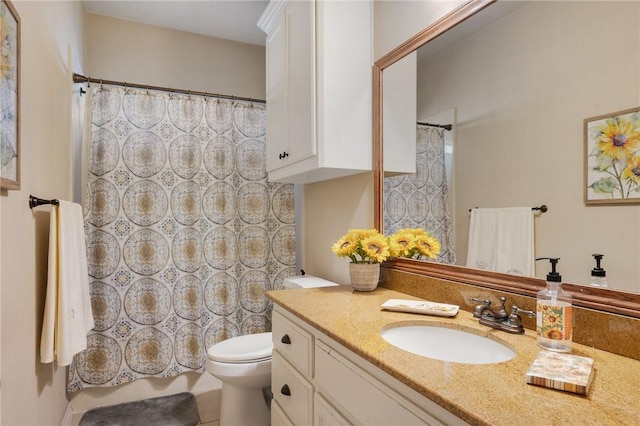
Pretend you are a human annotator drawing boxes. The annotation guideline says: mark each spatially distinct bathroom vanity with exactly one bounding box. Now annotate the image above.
[267,286,640,425]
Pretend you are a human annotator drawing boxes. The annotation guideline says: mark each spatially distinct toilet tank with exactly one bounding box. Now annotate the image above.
[282,275,339,289]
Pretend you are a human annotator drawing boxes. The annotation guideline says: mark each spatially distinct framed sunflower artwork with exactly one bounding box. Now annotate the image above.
[584,106,640,205]
[0,0,20,190]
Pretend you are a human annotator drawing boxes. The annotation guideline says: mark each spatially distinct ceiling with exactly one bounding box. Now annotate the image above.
[83,0,270,46]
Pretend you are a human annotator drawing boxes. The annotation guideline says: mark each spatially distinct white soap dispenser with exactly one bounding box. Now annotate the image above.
[590,253,608,288]
[535,257,572,352]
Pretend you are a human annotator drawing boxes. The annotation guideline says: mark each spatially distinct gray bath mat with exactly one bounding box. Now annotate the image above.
[79,392,199,426]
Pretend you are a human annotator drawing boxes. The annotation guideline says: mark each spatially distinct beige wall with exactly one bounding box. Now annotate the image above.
[301,173,375,284]
[85,13,266,99]
[373,0,463,60]
[0,1,86,425]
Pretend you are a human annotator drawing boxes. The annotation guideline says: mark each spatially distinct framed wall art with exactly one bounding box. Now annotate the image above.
[0,0,20,190]
[584,106,640,205]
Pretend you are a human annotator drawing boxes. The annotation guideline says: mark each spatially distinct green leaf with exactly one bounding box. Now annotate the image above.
[589,177,618,194]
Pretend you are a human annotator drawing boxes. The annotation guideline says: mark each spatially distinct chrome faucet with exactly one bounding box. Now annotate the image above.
[471,297,535,334]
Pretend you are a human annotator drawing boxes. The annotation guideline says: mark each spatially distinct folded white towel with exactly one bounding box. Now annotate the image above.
[466,207,534,276]
[41,200,94,366]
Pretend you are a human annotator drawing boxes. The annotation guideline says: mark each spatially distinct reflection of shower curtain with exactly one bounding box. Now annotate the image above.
[67,85,296,392]
[384,126,456,264]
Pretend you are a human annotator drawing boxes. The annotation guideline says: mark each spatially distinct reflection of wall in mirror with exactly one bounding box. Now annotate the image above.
[416,1,640,292]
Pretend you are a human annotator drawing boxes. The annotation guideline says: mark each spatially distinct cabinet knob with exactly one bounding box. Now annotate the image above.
[280,384,291,396]
[281,334,291,344]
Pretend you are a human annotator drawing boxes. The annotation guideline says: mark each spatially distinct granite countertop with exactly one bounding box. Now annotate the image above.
[267,286,640,426]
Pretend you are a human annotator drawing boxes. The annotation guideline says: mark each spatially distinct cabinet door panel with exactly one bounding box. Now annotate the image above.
[285,0,316,164]
[266,13,288,172]
[314,393,352,426]
[315,340,442,425]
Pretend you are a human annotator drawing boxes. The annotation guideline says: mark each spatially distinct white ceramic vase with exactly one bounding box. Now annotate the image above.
[349,263,380,292]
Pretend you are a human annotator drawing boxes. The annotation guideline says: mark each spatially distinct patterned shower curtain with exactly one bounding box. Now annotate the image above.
[384,126,456,264]
[67,85,295,392]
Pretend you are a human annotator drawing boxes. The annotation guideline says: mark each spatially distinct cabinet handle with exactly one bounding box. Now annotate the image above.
[280,384,291,396]
[281,334,291,344]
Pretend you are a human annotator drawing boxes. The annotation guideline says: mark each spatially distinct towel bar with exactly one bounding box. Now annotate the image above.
[469,205,548,213]
[29,195,59,209]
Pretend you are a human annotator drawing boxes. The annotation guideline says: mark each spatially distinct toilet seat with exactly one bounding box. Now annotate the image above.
[207,332,273,364]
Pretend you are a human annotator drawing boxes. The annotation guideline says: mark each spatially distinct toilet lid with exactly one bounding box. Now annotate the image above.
[207,332,273,363]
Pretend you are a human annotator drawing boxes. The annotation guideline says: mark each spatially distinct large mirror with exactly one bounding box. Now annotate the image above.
[374,0,640,316]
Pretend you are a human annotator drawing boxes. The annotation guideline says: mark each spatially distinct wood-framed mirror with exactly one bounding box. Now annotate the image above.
[373,0,640,318]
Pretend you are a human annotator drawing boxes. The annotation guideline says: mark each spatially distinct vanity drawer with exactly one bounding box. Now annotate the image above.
[272,309,313,376]
[272,351,313,426]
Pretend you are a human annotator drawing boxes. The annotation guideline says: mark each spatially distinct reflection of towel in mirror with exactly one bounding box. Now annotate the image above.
[466,207,534,276]
[40,200,94,366]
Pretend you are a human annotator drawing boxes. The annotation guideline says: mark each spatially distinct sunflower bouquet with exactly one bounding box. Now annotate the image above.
[331,229,390,264]
[388,228,441,260]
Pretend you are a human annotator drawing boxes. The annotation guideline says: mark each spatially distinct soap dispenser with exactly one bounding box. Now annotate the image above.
[535,257,572,352]
[590,253,608,288]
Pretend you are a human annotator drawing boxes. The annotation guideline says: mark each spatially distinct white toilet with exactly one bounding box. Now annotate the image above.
[205,275,338,426]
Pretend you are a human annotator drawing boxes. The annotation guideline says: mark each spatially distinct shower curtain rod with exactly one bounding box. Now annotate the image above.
[417,121,452,131]
[72,73,266,104]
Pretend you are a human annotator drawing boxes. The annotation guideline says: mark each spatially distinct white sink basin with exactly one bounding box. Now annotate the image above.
[381,325,515,364]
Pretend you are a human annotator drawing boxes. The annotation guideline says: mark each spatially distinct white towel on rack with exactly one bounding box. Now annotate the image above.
[466,207,535,276]
[40,200,94,366]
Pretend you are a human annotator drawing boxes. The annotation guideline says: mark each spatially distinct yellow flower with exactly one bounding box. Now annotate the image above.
[388,232,416,257]
[331,228,389,263]
[331,234,358,257]
[387,227,442,260]
[414,234,442,259]
[350,228,379,240]
[361,234,390,263]
[622,156,640,185]
[0,10,17,81]
[596,117,640,161]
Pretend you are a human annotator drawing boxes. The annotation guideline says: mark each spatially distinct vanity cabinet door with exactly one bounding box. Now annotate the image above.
[314,393,352,426]
[315,339,447,426]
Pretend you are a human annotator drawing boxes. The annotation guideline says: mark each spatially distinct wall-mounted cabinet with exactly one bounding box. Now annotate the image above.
[258,0,372,184]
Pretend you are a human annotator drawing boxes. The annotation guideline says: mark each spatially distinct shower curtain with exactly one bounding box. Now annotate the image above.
[67,85,295,392]
[384,126,456,264]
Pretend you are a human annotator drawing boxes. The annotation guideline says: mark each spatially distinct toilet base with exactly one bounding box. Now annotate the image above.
[219,383,271,426]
